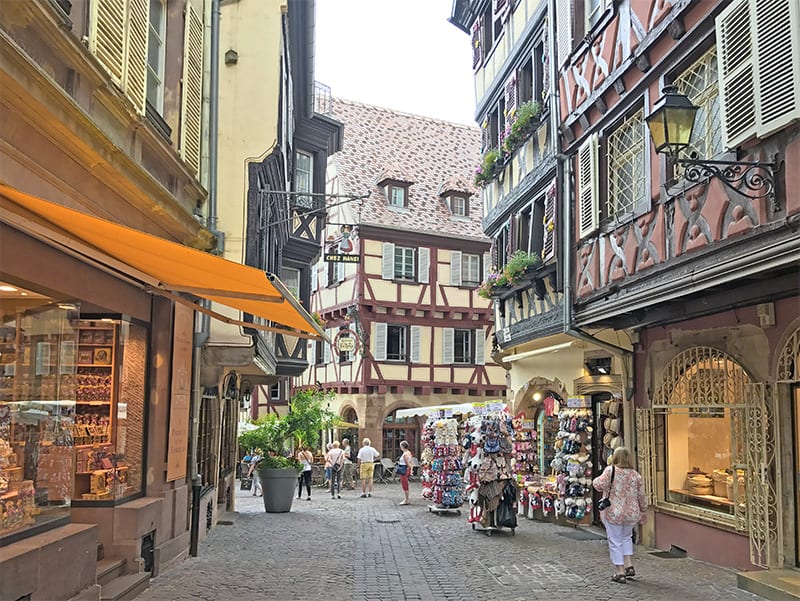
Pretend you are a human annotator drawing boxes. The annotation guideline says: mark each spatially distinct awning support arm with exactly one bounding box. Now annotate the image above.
[159,283,284,302]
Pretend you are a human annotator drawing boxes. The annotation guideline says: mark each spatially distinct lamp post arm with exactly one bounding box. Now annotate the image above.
[676,157,778,210]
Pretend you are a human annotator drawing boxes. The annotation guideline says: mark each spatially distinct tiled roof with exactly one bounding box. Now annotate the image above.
[330,98,486,240]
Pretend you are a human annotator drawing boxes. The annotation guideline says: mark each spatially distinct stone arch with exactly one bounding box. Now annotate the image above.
[513,375,569,415]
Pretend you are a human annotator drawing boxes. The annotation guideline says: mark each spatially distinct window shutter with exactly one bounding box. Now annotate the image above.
[482,252,491,281]
[310,265,317,293]
[442,328,454,364]
[474,329,485,365]
[717,0,757,149]
[373,322,387,361]
[505,73,518,128]
[542,181,557,262]
[556,0,574,68]
[494,0,510,22]
[308,340,316,365]
[450,251,462,286]
[382,242,395,280]
[418,247,430,284]
[410,326,421,363]
[180,2,204,175]
[89,0,126,83]
[481,123,491,153]
[472,18,483,70]
[578,134,599,238]
[337,261,345,283]
[753,0,800,136]
[123,0,149,114]
[322,329,332,364]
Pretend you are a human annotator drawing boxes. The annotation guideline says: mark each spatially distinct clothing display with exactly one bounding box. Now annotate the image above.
[550,407,593,521]
[420,417,463,508]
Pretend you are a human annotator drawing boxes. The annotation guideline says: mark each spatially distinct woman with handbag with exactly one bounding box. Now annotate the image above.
[397,440,413,505]
[591,446,647,584]
[327,441,346,499]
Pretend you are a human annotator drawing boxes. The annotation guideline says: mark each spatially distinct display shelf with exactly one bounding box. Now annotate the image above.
[669,488,734,507]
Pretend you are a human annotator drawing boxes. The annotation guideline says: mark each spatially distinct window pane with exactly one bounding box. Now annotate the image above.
[390,187,405,207]
[394,247,415,280]
[454,329,471,363]
[607,109,645,218]
[387,326,406,361]
[462,254,481,286]
[280,267,301,299]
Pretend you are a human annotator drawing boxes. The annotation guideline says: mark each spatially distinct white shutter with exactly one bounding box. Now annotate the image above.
[308,340,316,366]
[754,0,800,136]
[418,247,430,284]
[472,18,482,71]
[322,329,332,364]
[180,2,204,175]
[337,261,345,282]
[382,242,395,280]
[542,181,557,262]
[577,134,599,238]
[556,0,574,68]
[474,329,485,365]
[373,322,387,362]
[123,0,149,114]
[483,252,491,281]
[717,0,758,149]
[410,326,421,363]
[450,250,462,286]
[442,328,454,364]
[89,0,126,83]
[310,265,318,293]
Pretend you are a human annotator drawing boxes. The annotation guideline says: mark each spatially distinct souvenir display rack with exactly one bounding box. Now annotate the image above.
[463,408,518,535]
[550,406,593,523]
[422,417,464,513]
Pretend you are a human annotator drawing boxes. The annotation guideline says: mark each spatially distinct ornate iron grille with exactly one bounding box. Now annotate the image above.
[777,326,800,382]
[674,48,723,161]
[607,109,645,218]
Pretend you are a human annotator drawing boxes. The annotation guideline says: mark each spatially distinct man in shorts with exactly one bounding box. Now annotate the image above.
[357,438,380,498]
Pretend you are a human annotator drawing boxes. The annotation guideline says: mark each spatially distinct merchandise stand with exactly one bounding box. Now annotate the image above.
[420,416,464,513]
[550,406,594,522]
[463,407,519,536]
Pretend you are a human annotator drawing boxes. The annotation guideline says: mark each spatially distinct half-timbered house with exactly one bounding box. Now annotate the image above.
[295,99,507,457]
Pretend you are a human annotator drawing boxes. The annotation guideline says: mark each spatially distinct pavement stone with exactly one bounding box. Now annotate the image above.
[134,481,763,601]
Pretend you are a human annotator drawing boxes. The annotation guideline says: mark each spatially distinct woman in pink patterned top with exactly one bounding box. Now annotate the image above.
[592,446,648,584]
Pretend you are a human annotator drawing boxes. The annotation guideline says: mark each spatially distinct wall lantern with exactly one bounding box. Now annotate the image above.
[645,85,777,207]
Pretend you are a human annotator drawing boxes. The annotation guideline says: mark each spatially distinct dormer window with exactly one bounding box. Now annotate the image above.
[448,194,468,217]
[388,185,407,207]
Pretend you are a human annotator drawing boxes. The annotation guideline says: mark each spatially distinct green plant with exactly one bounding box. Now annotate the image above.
[238,388,338,469]
[477,251,542,298]
[502,101,542,155]
[474,148,502,188]
[311,311,326,328]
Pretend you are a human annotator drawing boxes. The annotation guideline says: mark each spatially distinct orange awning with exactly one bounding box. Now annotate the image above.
[0,184,321,338]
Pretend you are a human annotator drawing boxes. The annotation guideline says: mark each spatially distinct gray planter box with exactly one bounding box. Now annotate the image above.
[259,467,300,512]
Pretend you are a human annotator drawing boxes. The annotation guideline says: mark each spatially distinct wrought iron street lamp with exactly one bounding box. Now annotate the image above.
[645,86,777,207]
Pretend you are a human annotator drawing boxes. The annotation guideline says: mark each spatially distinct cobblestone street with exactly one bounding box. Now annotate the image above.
[135,480,762,601]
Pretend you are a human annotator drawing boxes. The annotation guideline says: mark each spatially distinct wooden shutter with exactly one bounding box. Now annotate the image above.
[382,242,395,280]
[753,0,800,136]
[577,134,599,238]
[556,0,574,68]
[373,322,387,361]
[310,265,317,293]
[418,247,430,284]
[337,261,345,283]
[474,329,485,365]
[442,328,454,364]
[505,73,518,128]
[717,0,757,149]
[494,0,510,22]
[180,2,204,175]
[483,252,491,281]
[308,340,316,365]
[472,18,483,70]
[123,0,149,114]
[542,180,557,262]
[450,250,462,286]
[410,326,421,363]
[89,0,126,83]
[322,329,332,363]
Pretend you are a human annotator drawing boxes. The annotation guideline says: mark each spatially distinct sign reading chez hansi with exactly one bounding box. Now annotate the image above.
[334,328,358,353]
[324,253,361,263]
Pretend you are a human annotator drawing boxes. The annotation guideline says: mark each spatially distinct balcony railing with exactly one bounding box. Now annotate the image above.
[313,81,333,117]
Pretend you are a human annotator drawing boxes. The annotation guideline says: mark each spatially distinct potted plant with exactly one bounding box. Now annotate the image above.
[478,251,542,299]
[238,388,337,512]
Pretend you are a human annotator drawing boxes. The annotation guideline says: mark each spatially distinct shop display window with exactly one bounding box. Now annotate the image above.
[73,318,146,503]
[1,290,77,540]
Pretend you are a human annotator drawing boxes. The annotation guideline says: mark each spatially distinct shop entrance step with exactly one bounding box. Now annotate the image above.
[737,568,800,601]
[99,572,150,601]
[96,558,126,587]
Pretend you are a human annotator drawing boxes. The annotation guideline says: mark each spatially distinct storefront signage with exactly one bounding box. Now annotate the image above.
[167,304,193,482]
[334,328,358,353]
[324,253,361,263]
[521,420,537,430]
[471,402,486,415]
[567,396,590,408]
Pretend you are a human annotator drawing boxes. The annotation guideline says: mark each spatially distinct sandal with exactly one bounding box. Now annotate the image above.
[611,574,627,584]
[625,567,636,578]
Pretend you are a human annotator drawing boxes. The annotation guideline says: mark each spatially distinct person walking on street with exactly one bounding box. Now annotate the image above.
[397,440,414,505]
[327,441,346,499]
[323,442,333,488]
[341,438,356,490]
[357,438,380,498]
[592,446,647,584]
[247,448,264,497]
[297,446,314,501]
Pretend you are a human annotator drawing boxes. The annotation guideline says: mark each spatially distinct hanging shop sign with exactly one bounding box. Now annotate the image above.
[325,224,360,262]
[324,253,361,263]
[333,327,359,354]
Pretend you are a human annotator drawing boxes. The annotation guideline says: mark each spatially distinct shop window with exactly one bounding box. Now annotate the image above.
[653,348,751,521]
[220,395,236,479]
[198,395,216,487]
[382,410,417,461]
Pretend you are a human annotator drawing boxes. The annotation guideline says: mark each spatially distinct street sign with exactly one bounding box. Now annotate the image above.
[324,253,361,263]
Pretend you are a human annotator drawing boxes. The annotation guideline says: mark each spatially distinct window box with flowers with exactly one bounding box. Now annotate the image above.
[478,250,543,299]
[502,100,543,156]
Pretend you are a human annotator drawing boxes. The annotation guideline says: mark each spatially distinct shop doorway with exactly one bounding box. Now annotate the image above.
[591,393,612,526]
[382,409,418,461]
[794,386,800,566]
